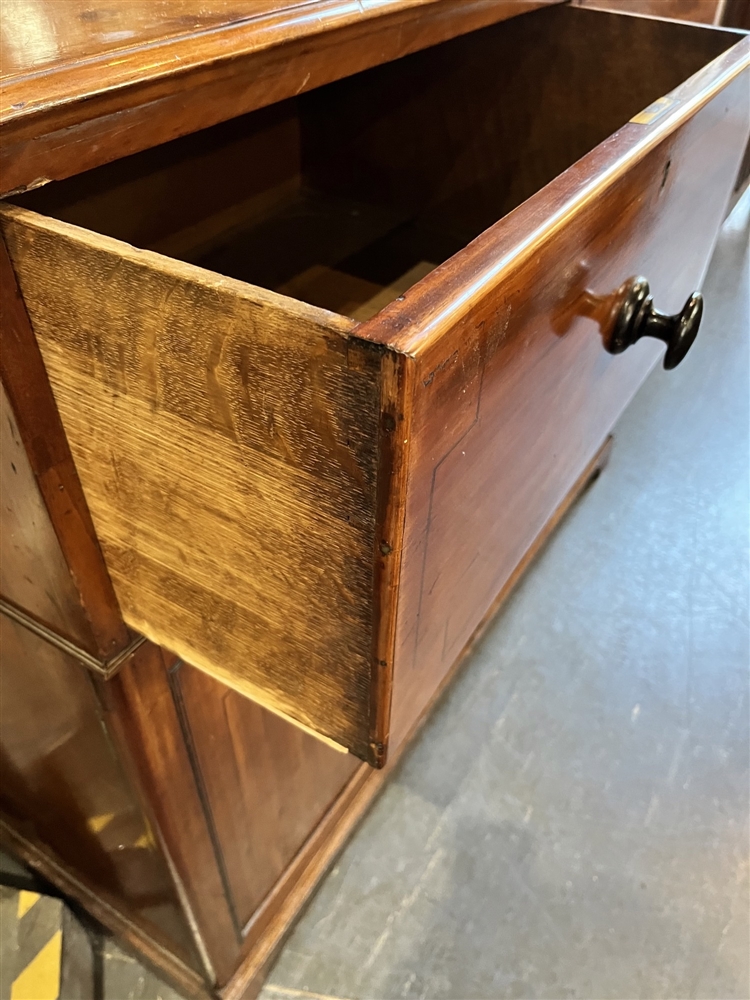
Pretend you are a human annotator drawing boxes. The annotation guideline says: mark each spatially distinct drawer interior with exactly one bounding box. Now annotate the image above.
[16,6,740,323]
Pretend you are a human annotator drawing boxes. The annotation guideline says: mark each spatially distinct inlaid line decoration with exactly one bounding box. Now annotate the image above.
[0,597,146,679]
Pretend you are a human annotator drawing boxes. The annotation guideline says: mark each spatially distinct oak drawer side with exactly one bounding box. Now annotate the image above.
[1,205,384,759]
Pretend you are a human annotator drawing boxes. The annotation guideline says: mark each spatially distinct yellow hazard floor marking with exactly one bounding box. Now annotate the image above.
[16,891,40,920]
[11,928,61,1000]
[87,812,115,834]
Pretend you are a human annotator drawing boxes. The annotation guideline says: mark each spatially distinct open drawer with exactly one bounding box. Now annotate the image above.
[2,6,748,765]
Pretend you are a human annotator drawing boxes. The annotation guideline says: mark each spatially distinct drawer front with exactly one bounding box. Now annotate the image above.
[373,43,750,751]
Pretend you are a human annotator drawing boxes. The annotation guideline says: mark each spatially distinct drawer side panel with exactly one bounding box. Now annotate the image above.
[0,210,382,759]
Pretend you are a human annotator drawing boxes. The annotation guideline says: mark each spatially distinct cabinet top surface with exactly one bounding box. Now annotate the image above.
[0,0,561,111]
[0,0,560,194]
[1,1,368,83]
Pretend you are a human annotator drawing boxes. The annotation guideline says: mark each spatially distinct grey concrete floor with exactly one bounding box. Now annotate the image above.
[3,193,747,1000]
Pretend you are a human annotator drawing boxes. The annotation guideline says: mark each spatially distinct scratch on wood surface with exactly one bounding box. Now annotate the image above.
[205,315,237,442]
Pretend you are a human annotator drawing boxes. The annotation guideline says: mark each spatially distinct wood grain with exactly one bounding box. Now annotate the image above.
[2,6,748,999]
[0,205,388,759]
[0,0,560,197]
[2,215,246,983]
[221,440,614,1000]
[1,441,617,1000]
[5,6,748,763]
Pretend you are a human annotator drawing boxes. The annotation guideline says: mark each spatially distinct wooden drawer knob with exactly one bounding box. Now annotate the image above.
[608,277,703,370]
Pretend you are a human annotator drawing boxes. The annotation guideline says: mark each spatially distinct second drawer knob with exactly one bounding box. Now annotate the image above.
[608,276,703,370]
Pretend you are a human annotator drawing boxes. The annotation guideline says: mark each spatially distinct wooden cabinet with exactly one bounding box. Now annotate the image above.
[3,5,748,761]
[1,2,749,997]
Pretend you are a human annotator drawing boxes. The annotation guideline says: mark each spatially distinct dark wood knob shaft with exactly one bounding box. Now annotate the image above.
[607,277,703,370]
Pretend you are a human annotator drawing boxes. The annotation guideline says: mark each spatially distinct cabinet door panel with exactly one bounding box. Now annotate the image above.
[174,662,358,930]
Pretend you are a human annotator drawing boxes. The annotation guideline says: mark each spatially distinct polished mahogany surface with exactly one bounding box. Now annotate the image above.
[106,645,242,985]
[2,4,749,994]
[4,4,747,762]
[0,0,559,196]
[0,1,296,77]
[352,13,750,750]
[2,208,242,987]
[296,6,749,752]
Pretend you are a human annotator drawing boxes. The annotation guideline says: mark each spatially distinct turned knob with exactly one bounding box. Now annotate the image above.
[607,276,703,370]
